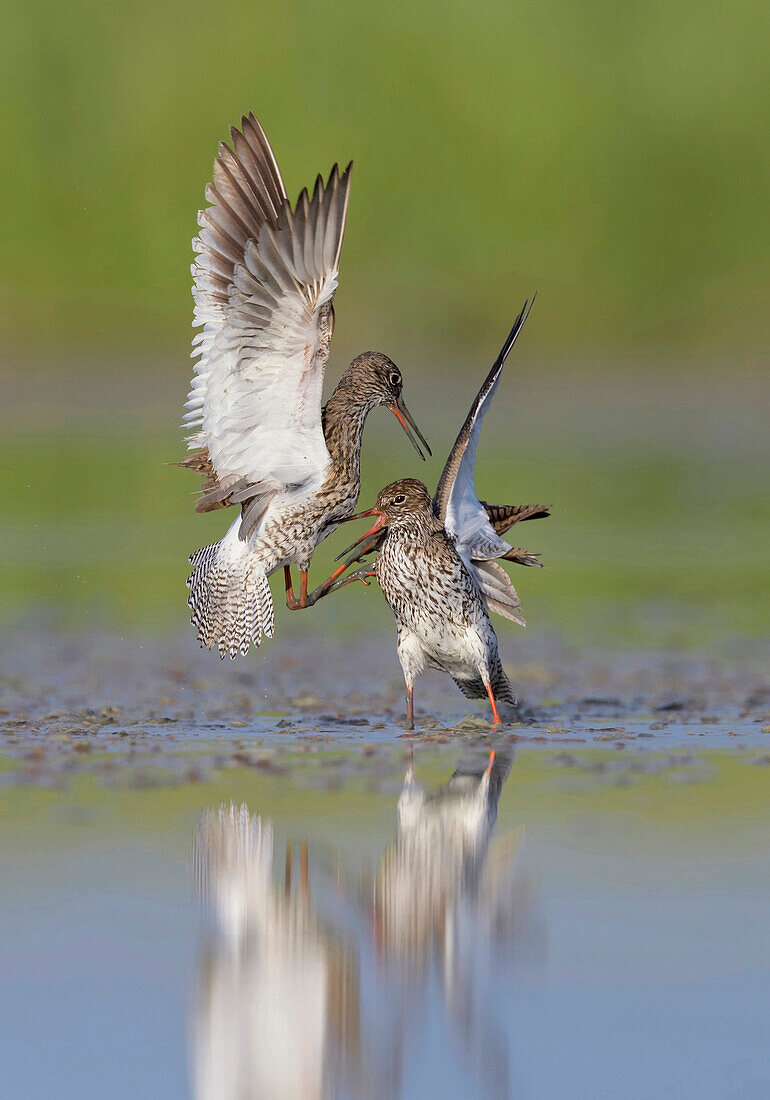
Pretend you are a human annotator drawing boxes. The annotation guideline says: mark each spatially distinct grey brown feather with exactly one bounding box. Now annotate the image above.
[361,480,519,713]
[481,501,550,535]
[180,113,428,660]
[193,112,286,315]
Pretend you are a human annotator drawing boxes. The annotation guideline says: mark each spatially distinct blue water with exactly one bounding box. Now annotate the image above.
[1,746,769,1099]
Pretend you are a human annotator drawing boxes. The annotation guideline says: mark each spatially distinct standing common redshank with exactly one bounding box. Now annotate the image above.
[179,112,430,658]
[322,299,548,729]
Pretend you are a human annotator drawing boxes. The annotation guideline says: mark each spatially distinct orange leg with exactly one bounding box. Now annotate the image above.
[287,562,362,610]
[405,686,415,731]
[303,561,350,605]
[486,683,504,728]
[284,566,309,610]
[484,749,497,777]
[284,565,297,608]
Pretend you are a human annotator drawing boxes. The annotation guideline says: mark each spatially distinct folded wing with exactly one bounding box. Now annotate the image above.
[183,112,353,538]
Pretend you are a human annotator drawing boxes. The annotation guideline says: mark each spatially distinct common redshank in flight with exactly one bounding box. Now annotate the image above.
[322,299,548,729]
[179,112,430,658]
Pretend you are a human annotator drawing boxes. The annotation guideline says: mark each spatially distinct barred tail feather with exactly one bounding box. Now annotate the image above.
[186,520,274,659]
[453,655,517,706]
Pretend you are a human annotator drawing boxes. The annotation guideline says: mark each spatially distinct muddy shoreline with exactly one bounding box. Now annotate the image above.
[2,630,768,790]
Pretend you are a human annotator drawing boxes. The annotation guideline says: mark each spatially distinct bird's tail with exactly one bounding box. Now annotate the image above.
[453,653,517,706]
[187,518,274,658]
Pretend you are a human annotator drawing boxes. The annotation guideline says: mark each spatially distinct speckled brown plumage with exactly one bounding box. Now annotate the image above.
[249,362,401,562]
[180,112,430,658]
[185,354,429,657]
[370,480,516,717]
[324,300,548,726]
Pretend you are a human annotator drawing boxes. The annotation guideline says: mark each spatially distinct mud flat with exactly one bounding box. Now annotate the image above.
[1,628,768,790]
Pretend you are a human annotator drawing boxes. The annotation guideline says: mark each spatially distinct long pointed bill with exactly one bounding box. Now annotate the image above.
[334,509,387,561]
[334,528,386,567]
[390,395,431,460]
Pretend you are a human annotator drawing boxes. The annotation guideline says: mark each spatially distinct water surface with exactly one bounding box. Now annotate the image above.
[2,632,769,1098]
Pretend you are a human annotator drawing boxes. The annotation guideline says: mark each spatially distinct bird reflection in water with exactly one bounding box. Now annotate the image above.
[191,749,541,1099]
[192,805,360,1099]
[372,748,535,1098]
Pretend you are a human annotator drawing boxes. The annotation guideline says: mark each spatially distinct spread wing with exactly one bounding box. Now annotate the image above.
[433,297,535,559]
[432,298,542,624]
[182,112,353,538]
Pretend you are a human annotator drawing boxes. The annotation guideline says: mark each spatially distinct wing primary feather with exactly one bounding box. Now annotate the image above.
[331,162,353,272]
[213,152,265,242]
[241,111,287,209]
[312,172,330,282]
[225,131,278,224]
[185,113,353,511]
[434,294,536,522]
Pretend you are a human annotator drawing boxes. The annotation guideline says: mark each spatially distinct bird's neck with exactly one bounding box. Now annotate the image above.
[322,376,376,476]
[387,510,444,543]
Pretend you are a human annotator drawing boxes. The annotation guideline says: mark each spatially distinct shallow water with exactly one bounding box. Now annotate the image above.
[2,742,770,1099]
[2,632,770,1098]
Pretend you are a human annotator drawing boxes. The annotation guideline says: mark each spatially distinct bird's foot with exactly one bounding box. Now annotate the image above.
[323,566,376,597]
[284,566,310,611]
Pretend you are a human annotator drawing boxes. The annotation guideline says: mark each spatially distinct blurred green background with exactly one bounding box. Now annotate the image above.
[3,0,769,356]
[2,0,768,648]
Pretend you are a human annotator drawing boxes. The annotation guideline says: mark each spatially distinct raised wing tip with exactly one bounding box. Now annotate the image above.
[327,161,354,187]
[230,114,254,144]
[498,292,537,366]
[241,110,267,138]
[433,294,540,524]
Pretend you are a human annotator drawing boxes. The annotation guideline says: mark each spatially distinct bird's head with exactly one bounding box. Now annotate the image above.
[335,479,434,561]
[347,353,431,460]
[373,478,433,522]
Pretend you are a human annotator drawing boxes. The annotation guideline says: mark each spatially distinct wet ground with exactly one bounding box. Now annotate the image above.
[2,630,769,1097]
[2,630,769,787]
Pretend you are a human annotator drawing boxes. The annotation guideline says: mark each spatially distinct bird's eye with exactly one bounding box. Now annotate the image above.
[389,371,401,387]
[393,493,406,505]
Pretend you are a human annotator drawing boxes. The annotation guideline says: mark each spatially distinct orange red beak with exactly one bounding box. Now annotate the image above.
[334,507,387,561]
[389,395,431,460]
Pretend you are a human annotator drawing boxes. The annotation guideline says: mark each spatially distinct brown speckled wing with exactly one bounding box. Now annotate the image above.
[481,502,551,535]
